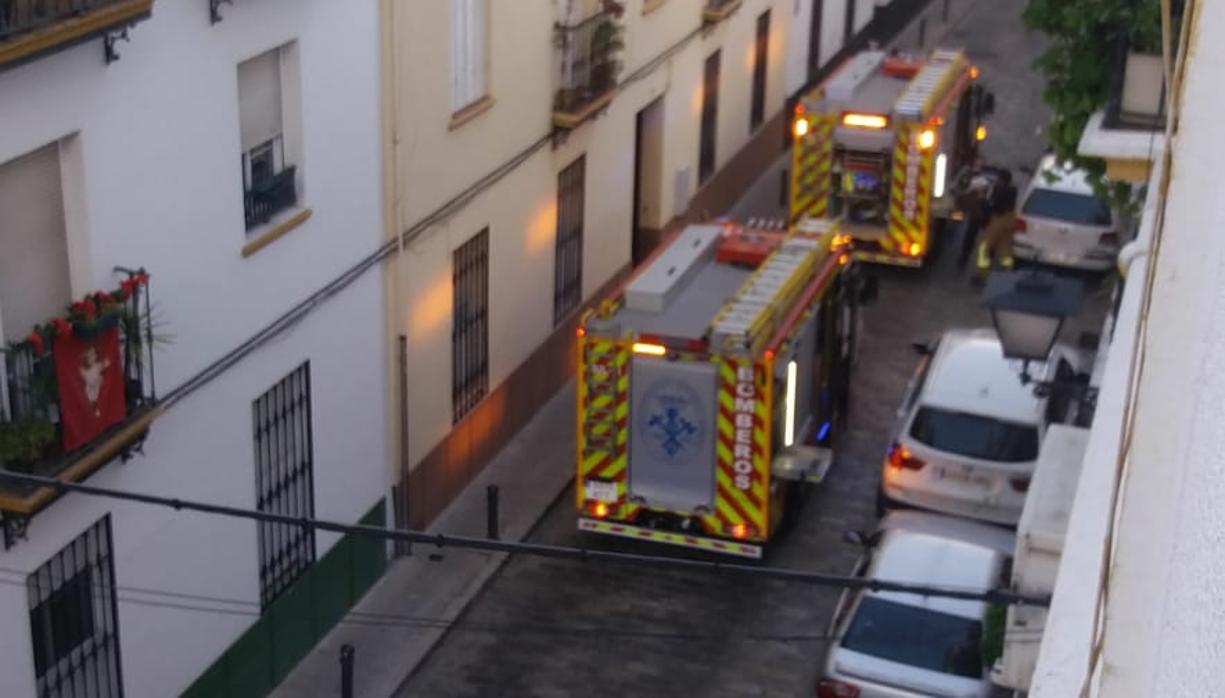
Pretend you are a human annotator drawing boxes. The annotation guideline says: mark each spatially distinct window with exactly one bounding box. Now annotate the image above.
[0,142,71,345]
[27,515,123,697]
[909,407,1040,462]
[453,230,489,423]
[699,50,721,184]
[451,0,489,113]
[841,597,984,679]
[1021,188,1113,226]
[807,0,824,81]
[750,10,770,130]
[844,0,856,43]
[239,43,301,232]
[253,362,316,608]
[554,156,585,324]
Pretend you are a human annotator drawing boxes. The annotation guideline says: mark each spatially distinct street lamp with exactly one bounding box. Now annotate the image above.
[980,269,1084,385]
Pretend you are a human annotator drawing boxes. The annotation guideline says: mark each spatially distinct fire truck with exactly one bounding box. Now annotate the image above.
[574,219,870,558]
[789,48,994,266]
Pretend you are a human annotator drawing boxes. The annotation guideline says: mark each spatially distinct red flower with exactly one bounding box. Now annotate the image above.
[82,299,97,315]
[134,272,149,286]
[52,318,72,338]
[27,331,45,355]
[114,286,130,301]
[96,291,115,305]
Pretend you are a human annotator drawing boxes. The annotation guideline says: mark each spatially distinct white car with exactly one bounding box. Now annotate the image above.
[1013,155,1119,271]
[877,329,1083,526]
[817,510,1016,698]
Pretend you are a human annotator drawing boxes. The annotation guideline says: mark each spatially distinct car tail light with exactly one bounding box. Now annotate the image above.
[1014,217,1028,232]
[1099,231,1119,246]
[816,678,861,698]
[887,442,925,471]
[1010,477,1031,493]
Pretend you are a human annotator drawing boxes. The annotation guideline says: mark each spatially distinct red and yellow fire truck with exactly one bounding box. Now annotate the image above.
[574,219,870,558]
[789,48,993,266]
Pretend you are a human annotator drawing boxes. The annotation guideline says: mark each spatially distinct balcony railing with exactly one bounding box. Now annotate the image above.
[244,165,298,231]
[0,269,158,531]
[553,9,623,129]
[702,0,742,24]
[0,0,154,70]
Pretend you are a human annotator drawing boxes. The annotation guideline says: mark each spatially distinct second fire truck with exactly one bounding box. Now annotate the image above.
[789,47,994,266]
[574,219,871,558]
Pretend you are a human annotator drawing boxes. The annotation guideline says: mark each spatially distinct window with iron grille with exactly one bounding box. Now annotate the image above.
[554,156,585,325]
[253,362,315,609]
[751,10,770,130]
[453,230,489,423]
[699,50,721,184]
[27,515,123,698]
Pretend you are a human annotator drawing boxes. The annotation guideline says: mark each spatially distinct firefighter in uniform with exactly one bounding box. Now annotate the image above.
[975,168,1018,282]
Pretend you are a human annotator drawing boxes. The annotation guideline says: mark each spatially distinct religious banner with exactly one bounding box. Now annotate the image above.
[53,327,126,452]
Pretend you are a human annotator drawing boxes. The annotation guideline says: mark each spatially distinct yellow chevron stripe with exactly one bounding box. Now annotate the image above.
[597,454,627,480]
[581,450,608,474]
[715,496,745,526]
[716,469,761,524]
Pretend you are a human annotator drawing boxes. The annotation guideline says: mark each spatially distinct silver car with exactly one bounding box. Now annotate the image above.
[817,511,1016,698]
[1013,155,1119,271]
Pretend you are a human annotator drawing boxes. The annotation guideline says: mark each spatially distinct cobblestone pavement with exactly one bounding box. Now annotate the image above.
[400,3,1109,696]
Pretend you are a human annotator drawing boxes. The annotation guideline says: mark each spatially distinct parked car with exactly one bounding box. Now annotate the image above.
[877,329,1084,526]
[817,510,1016,698]
[1012,155,1119,271]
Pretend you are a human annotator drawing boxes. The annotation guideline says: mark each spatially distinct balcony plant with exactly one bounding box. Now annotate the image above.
[589,16,626,95]
[0,419,56,474]
[1023,0,1168,213]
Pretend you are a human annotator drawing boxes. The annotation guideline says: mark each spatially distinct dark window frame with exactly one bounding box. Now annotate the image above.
[554,156,586,325]
[699,50,721,184]
[844,0,856,43]
[27,515,124,698]
[253,361,316,609]
[807,0,824,81]
[750,10,770,130]
[453,229,490,423]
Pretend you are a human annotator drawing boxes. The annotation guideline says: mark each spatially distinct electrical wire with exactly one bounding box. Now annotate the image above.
[0,469,1048,607]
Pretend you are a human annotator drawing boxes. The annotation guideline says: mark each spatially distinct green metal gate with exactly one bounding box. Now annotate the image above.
[181,499,387,698]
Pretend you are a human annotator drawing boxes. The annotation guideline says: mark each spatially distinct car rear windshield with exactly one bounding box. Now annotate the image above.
[1022,188,1112,226]
[909,407,1039,462]
[841,597,984,679]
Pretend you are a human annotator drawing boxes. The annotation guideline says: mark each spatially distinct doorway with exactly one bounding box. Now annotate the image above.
[633,97,665,265]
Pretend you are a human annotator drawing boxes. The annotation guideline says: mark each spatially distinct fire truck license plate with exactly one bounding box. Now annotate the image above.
[585,480,619,503]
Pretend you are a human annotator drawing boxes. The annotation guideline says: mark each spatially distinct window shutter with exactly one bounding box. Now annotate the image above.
[238,48,283,152]
[451,0,487,111]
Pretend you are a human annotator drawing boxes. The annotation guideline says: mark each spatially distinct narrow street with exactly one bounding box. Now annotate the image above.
[400,3,1110,696]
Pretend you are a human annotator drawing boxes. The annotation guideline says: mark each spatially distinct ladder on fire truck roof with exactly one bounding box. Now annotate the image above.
[893,49,966,120]
[709,220,836,353]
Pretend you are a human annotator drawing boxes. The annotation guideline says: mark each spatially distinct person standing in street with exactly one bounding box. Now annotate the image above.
[953,159,993,269]
[974,168,1019,283]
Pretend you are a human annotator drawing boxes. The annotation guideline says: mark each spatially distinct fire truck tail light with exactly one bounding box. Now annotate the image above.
[816,678,861,698]
[908,242,922,257]
[592,502,610,518]
[976,124,988,141]
[917,129,937,150]
[933,153,948,198]
[631,342,667,356]
[784,360,798,447]
[842,113,889,129]
[575,326,586,338]
[731,523,754,540]
[794,118,810,138]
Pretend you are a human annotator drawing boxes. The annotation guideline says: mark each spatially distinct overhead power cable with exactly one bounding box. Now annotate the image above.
[0,470,1048,608]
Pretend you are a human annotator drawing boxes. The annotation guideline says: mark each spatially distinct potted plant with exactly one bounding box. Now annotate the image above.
[0,418,56,475]
[589,16,625,96]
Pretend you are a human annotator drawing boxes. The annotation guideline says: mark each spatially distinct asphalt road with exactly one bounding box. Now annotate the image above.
[400,3,1109,696]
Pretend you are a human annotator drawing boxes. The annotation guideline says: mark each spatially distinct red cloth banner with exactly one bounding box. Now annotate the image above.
[53,327,127,452]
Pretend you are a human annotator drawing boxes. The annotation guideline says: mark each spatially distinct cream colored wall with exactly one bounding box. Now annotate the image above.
[391,0,807,469]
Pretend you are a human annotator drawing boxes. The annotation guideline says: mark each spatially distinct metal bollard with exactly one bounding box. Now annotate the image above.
[340,644,355,698]
[486,485,499,540]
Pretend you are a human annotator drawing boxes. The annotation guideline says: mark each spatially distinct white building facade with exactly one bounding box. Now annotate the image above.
[0,1,390,696]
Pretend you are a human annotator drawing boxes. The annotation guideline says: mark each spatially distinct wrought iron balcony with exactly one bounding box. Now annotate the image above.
[0,269,158,537]
[244,165,298,231]
[702,0,742,24]
[0,0,154,70]
[553,8,624,129]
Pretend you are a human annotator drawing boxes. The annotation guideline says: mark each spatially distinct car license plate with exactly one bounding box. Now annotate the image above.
[938,468,988,488]
[584,480,619,503]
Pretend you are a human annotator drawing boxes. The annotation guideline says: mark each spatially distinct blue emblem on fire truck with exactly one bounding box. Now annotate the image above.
[641,380,703,460]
